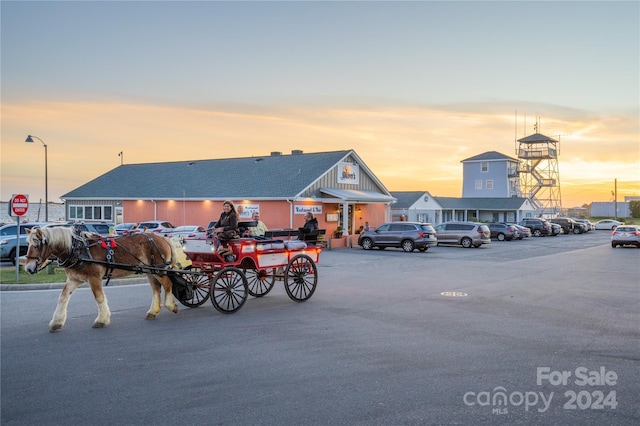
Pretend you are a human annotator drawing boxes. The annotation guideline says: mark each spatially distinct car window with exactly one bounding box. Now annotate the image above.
[376,224,390,232]
[445,224,461,231]
[402,224,415,232]
[92,225,111,234]
[461,224,474,231]
[420,224,435,232]
[478,225,490,232]
[1,226,17,236]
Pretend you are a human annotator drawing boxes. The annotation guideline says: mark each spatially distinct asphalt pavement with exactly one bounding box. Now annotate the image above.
[1,230,638,425]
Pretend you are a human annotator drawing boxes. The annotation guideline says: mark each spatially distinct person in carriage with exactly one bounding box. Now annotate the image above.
[298,212,318,241]
[213,200,240,261]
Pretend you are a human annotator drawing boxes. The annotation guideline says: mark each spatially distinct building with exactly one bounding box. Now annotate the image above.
[390,191,535,224]
[61,149,396,237]
[461,151,521,198]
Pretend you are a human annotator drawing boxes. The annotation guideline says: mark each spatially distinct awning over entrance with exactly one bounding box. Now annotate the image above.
[319,188,396,203]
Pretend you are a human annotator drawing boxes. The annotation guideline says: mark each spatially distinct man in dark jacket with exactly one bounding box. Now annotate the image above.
[298,212,319,241]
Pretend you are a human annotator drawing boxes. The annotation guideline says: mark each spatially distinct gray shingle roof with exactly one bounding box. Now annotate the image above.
[62,150,352,199]
[461,151,517,162]
[389,191,428,208]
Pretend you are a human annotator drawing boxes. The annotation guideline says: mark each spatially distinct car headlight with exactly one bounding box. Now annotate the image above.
[0,239,9,246]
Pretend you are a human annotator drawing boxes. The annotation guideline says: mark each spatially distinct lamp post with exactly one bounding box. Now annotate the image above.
[25,135,48,221]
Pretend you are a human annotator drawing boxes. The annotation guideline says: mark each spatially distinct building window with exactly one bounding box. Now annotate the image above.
[69,204,113,221]
[475,180,483,190]
[481,162,488,172]
[486,180,494,190]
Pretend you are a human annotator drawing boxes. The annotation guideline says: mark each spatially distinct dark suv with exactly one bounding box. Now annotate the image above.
[357,222,437,252]
[518,218,551,237]
[550,217,586,234]
[487,223,519,241]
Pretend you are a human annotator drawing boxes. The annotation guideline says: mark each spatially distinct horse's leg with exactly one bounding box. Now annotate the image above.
[159,275,178,314]
[146,276,162,319]
[88,276,111,328]
[49,278,82,332]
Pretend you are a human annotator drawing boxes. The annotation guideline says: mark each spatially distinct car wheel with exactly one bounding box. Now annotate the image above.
[461,237,472,248]
[360,238,373,250]
[401,240,415,252]
[8,249,17,265]
[573,228,581,234]
[497,233,505,241]
[611,242,616,248]
[418,247,427,252]
[533,230,542,237]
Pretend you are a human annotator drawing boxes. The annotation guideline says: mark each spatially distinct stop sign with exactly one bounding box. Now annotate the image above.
[10,194,29,217]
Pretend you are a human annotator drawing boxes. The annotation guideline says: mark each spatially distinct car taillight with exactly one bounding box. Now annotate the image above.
[152,229,162,233]
[417,232,424,238]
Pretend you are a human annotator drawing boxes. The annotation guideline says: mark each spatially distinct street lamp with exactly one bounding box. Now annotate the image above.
[25,135,48,221]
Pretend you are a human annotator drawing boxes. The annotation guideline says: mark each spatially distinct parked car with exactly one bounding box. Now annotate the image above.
[611,225,640,248]
[549,217,586,234]
[169,225,207,240]
[137,221,176,235]
[434,222,491,248]
[114,222,140,236]
[573,219,593,232]
[509,223,531,239]
[357,222,437,252]
[44,221,114,237]
[549,222,562,236]
[594,219,624,230]
[518,218,552,237]
[487,223,519,241]
[0,222,51,264]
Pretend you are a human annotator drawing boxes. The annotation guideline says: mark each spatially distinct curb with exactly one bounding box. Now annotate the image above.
[0,277,149,291]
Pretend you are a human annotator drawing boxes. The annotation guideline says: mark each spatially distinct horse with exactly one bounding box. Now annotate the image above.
[24,226,179,332]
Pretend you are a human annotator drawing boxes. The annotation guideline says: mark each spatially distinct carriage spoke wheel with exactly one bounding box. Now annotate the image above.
[244,268,276,297]
[284,254,318,302]
[210,267,248,314]
[176,266,212,308]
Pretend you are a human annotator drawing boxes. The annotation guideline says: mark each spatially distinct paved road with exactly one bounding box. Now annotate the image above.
[1,231,638,425]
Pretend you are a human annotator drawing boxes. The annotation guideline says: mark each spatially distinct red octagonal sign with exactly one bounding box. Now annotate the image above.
[11,194,29,216]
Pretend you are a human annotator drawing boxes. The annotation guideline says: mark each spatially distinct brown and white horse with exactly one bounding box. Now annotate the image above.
[25,226,178,332]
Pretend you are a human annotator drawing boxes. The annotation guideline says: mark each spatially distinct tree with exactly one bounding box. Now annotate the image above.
[630,200,640,218]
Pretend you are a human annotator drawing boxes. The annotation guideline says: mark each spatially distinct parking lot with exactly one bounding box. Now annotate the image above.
[1,230,638,425]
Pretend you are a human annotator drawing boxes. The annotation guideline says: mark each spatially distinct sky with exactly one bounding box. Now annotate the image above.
[1,0,638,209]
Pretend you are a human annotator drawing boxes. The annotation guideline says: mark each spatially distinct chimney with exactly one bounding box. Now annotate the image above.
[270,151,282,156]
[291,150,303,155]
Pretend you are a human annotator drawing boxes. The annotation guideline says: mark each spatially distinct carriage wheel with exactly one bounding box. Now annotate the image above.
[176,266,212,308]
[284,254,318,302]
[244,267,276,297]
[210,267,248,314]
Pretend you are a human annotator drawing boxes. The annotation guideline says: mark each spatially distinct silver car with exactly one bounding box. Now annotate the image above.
[611,225,640,248]
[434,222,491,248]
[357,222,437,252]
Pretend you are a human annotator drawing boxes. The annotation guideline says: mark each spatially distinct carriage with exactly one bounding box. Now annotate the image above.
[23,223,320,331]
[174,234,321,313]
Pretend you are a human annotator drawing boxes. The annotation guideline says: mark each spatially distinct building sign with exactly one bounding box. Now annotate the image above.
[295,205,322,215]
[237,203,260,219]
[337,162,359,184]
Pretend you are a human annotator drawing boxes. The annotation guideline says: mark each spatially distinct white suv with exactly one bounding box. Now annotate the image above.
[137,221,176,236]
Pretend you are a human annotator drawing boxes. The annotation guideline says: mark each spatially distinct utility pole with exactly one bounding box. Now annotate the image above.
[614,179,618,219]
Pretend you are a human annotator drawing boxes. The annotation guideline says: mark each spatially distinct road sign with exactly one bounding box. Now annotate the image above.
[10,194,29,217]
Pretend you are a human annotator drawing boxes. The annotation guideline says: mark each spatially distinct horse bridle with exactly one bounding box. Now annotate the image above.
[25,232,53,273]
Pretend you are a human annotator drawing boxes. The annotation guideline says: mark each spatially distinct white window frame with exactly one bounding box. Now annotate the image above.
[475,180,483,190]
[481,162,488,173]
[486,180,494,190]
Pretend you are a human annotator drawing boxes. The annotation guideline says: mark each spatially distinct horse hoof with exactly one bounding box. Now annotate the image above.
[49,325,62,333]
[92,322,106,328]
[145,313,157,320]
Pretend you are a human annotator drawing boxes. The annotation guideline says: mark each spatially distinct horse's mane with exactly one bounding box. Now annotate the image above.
[38,226,74,251]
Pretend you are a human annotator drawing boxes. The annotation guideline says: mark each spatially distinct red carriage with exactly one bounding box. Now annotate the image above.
[175,234,321,313]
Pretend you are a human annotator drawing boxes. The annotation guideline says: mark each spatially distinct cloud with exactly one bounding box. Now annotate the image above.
[2,100,638,208]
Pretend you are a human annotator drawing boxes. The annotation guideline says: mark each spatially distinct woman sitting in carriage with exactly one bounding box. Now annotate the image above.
[212,200,240,261]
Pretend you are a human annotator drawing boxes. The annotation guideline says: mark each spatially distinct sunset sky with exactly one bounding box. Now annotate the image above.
[2,1,638,209]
